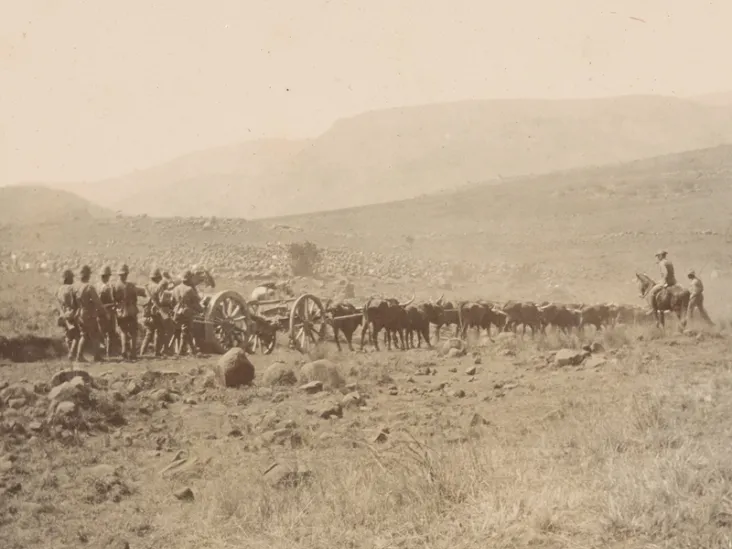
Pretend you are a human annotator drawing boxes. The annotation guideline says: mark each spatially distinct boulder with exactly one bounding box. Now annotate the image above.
[299,359,344,389]
[215,348,255,388]
[262,362,298,387]
[554,349,590,367]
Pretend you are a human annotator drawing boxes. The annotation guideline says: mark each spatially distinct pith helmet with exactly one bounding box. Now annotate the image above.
[688,270,696,277]
[117,263,130,275]
[150,267,162,280]
[655,250,667,258]
[80,265,92,276]
[62,269,74,283]
[101,265,112,277]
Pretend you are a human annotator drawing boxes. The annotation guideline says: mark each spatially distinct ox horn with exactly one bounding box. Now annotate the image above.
[435,293,444,305]
[400,292,416,308]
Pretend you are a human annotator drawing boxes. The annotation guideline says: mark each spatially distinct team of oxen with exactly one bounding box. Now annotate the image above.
[321,295,655,352]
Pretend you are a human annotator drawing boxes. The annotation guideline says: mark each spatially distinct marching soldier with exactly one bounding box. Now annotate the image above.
[140,267,167,357]
[648,250,676,311]
[96,264,118,358]
[687,270,715,326]
[113,263,140,360]
[73,265,108,362]
[170,269,204,356]
[56,268,80,361]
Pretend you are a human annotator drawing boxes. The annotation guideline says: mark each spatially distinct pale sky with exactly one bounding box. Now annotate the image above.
[2,0,731,184]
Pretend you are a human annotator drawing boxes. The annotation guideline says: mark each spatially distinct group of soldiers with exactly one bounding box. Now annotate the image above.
[55,264,205,362]
[649,250,714,325]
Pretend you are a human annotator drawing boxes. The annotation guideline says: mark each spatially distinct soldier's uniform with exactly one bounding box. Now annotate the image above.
[56,269,80,360]
[73,265,107,362]
[687,270,714,326]
[140,268,167,357]
[171,270,204,356]
[113,263,140,360]
[96,265,118,358]
[649,250,676,311]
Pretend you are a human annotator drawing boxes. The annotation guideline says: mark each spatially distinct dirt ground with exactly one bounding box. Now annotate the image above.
[2,307,731,549]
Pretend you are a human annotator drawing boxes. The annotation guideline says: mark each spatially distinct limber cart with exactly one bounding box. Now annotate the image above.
[191,291,360,355]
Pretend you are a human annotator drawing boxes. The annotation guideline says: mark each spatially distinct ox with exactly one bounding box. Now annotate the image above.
[405,302,442,349]
[433,295,461,342]
[323,299,362,352]
[538,303,582,334]
[360,294,415,351]
[500,300,543,336]
[458,301,507,339]
[578,304,613,332]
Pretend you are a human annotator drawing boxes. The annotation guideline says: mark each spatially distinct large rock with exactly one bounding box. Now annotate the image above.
[215,348,255,388]
[262,362,298,387]
[299,359,344,389]
[50,369,93,388]
[48,377,90,405]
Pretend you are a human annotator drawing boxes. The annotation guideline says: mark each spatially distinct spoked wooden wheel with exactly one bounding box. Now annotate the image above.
[248,329,277,355]
[204,291,252,354]
[289,294,327,353]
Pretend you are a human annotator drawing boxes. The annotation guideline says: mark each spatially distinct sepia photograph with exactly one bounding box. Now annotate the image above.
[1,1,732,547]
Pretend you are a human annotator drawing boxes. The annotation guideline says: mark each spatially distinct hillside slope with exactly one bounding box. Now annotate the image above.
[0,185,113,226]
[2,145,731,308]
[39,95,732,219]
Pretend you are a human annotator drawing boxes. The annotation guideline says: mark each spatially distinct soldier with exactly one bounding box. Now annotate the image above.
[170,269,204,356]
[648,250,676,311]
[687,270,714,326]
[56,269,80,361]
[113,263,140,360]
[96,264,118,358]
[73,264,108,362]
[140,267,167,357]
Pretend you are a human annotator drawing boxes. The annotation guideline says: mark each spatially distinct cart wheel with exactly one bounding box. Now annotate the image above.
[248,329,277,355]
[289,293,326,353]
[205,291,252,354]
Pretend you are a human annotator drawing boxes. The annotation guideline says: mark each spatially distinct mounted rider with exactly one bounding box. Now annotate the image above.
[648,250,676,311]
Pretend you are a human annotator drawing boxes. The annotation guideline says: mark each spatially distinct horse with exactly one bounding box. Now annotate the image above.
[635,272,690,330]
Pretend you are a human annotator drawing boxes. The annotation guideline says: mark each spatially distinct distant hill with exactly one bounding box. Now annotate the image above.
[3,145,731,305]
[30,95,732,219]
[690,91,732,106]
[0,185,113,225]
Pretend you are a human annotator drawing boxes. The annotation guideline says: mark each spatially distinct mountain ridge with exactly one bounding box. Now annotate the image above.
[15,94,732,219]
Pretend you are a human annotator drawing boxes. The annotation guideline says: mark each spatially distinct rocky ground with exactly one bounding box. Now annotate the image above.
[2,322,732,549]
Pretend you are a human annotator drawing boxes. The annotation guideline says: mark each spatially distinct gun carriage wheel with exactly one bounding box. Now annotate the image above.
[197,290,253,354]
[289,293,327,353]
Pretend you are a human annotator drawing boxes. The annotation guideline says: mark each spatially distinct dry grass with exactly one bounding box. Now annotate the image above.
[0,273,58,337]
[2,312,731,549]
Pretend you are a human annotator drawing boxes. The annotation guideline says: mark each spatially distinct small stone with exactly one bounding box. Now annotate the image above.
[554,349,589,367]
[465,366,477,376]
[299,381,324,394]
[174,487,194,501]
[451,389,466,398]
[263,462,313,488]
[318,403,343,420]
